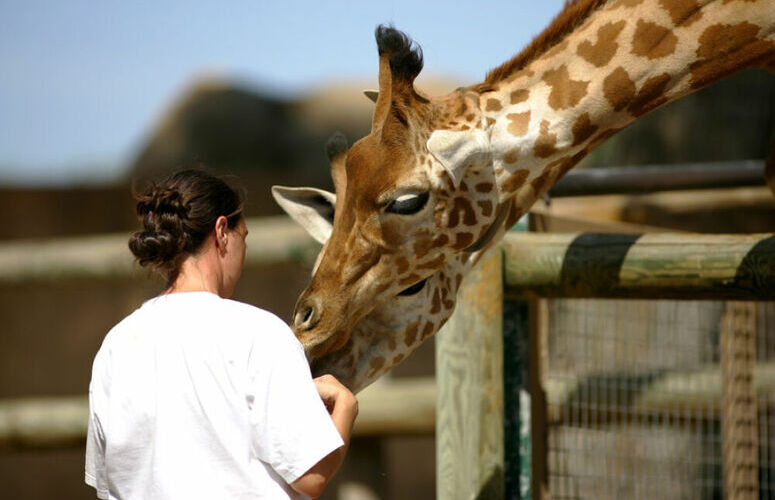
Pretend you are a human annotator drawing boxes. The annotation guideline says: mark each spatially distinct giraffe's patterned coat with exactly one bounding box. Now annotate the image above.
[276,0,775,392]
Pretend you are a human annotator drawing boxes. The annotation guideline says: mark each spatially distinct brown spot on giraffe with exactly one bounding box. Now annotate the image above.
[418,254,445,270]
[421,322,435,339]
[690,22,775,89]
[485,98,503,111]
[392,354,405,366]
[404,321,420,346]
[395,256,410,274]
[432,234,449,248]
[543,65,590,110]
[430,288,441,314]
[475,182,494,193]
[507,111,531,136]
[504,147,520,164]
[603,66,636,111]
[504,202,523,231]
[440,287,454,309]
[502,169,530,193]
[530,157,567,195]
[399,273,421,287]
[413,236,435,260]
[510,89,530,104]
[455,274,463,290]
[447,197,477,228]
[534,120,558,158]
[486,117,496,126]
[658,0,703,28]
[387,336,396,351]
[576,20,626,67]
[556,150,590,179]
[452,232,475,250]
[610,0,645,8]
[465,113,475,121]
[628,72,671,116]
[572,113,599,147]
[477,200,494,217]
[631,20,678,60]
[369,356,386,375]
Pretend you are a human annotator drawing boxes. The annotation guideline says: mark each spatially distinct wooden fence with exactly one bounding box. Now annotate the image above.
[437,231,775,500]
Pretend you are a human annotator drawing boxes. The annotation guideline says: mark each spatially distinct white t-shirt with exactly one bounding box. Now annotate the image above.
[85,292,344,500]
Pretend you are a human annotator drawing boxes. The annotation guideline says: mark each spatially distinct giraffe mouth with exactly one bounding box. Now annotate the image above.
[397,277,427,296]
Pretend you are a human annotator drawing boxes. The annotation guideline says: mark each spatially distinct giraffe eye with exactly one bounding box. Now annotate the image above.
[386,192,429,215]
[398,277,427,296]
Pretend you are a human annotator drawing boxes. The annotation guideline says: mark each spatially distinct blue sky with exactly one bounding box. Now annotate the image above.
[0,0,565,185]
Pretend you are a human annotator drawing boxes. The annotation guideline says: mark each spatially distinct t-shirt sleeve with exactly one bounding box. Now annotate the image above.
[85,353,109,499]
[246,319,345,485]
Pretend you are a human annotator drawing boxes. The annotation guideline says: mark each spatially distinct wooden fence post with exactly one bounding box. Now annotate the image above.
[721,301,759,499]
[436,249,504,500]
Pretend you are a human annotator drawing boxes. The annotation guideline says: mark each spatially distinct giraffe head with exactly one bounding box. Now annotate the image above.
[281,27,507,386]
[274,133,482,392]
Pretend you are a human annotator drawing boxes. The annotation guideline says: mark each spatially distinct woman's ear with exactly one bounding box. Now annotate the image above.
[214,215,229,250]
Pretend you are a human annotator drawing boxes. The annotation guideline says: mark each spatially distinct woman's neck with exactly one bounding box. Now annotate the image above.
[164,252,223,297]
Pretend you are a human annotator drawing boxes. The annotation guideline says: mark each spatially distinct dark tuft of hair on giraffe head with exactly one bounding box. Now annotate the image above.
[325,132,349,161]
[375,25,424,82]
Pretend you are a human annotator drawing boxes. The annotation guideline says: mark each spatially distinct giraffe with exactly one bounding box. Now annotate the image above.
[274,0,775,392]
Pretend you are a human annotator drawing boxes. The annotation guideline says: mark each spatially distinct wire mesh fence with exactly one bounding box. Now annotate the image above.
[542,299,775,499]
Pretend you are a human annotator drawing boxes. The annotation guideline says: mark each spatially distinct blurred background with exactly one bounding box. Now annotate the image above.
[1,0,774,498]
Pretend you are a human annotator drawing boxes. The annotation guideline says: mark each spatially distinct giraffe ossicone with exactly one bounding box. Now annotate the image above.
[275,0,775,392]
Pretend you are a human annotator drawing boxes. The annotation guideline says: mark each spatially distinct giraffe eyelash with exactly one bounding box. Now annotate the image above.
[397,277,427,296]
[385,192,430,215]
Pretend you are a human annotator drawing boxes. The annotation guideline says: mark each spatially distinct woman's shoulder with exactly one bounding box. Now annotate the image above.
[215,298,298,344]
[219,297,289,327]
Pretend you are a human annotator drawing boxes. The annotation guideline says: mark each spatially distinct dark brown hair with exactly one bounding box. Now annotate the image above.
[128,169,244,284]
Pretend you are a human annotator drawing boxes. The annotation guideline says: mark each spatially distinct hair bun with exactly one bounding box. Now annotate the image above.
[129,186,190,271]
[136,187,188,220]
[128,229,185,269]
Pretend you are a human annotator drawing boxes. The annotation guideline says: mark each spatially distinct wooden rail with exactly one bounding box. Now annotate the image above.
[503,232,775,300]
[6,360,769,451]
[550,160,766,197]
[0,216,320,284]
[0,378,436,451]
[544,361,775,426]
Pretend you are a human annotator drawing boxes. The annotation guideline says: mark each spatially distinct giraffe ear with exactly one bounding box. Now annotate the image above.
[363,90,379,103]
[426,128,491,188]
[271,186,336,244]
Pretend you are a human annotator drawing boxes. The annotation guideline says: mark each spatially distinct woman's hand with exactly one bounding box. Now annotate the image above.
[313,374,358,419]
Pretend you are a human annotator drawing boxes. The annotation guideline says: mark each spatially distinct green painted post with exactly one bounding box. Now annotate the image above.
[503,215,532,499]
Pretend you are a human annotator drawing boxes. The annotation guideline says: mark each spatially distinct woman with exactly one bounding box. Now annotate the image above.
[85,169,357,499]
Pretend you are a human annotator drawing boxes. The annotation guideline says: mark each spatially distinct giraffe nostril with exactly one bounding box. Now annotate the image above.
[294,298,321,331]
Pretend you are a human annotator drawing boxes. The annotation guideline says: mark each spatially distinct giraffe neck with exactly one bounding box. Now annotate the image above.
[479,0,775,209]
